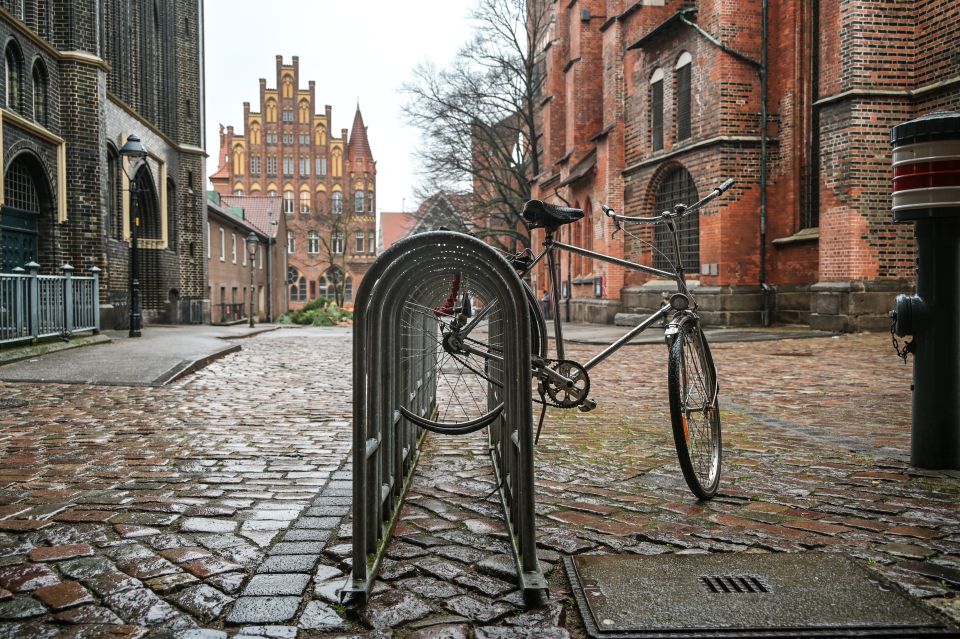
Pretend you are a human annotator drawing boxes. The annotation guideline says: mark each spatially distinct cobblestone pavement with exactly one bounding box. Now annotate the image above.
[1,329,958,637]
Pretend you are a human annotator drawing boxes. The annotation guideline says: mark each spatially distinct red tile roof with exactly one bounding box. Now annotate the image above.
[379,211,418,250]
[220,195,283,239]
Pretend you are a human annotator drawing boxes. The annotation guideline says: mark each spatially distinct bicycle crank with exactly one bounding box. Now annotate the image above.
[540,359,591,409]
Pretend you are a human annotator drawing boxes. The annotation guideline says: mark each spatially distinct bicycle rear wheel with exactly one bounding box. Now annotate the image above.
[667,317,722,500]
[398,275,544,434]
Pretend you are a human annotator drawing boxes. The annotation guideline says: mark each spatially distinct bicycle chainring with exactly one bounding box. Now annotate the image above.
[541,359,590,408]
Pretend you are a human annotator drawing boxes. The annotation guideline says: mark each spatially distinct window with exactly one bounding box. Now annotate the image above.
[108,145,122,240]
[5,41,22,112]
[650,70,664,152]
[242,237,247,266]
[332,148,342,176]
[317,157,327,176]
[266,132,278,144]
[653,166,699,272]
[250,155,261,174]
[676,53,692,142]
[206,222,210,258]
[267,189,277,197]
[219,228,225,261]
[259,246,263,270]
[167,179,177,250]
[344,275,353,302]
[282,133,293,145]
[355,230,365,253]
[331,230,343,255]
[367,190,374,212]
[288,268,306,303]
[287,230,295,254]
[283,156,293,177]
[308,231,320,254]
[282,110,294,122]
[231,233,237,263]
[300,190,311,214]
[299,157,310,177]
[368,230,375,254]
[355,191,364,213]
[299,134,310,145]
[332,192,343,214]
[266,156,277,176]
[283,190,294,214]
[32,60,47,125]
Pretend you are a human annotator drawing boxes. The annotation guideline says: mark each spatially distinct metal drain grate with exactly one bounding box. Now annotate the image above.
[0,399,28,410]
[699,575,770,594]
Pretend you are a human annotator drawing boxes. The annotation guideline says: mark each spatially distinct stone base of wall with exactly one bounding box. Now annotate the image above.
[618,280,767,327]
[558,298,621,324]
[809,280,910,332]
[774,284,812,325]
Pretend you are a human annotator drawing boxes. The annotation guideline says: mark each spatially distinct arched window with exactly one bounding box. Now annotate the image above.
[107,145,122,240]
[232,145,244,175]
[307,230,319,254]
[282,190,294,214]
[367,190,374,213]
[286,230,295,254]
[265,99,277,123]
[315,124,326,145]
[650,68,664,152]
[288,267,306,303]
[31,59,47,125]
[675,52,692,142]
[332,191,343,214]
[355,230,365,253]
[355,190,364,213]
[282,74,293,98]
[299,99,310,123]
[133,166,162,241]
[250,121,261,145]
[331,230,343,255]
[331,148,342,177]
[5,40,23,112]
[300,190,311,214]
[318,274,330,299]
[343,275,353,302]
[1,153,44,270]
[653,166,699,271]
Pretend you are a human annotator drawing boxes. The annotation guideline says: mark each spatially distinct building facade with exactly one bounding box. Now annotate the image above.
[210,55,377,310]
[530,0,959,330]
[0,1,206,326]
[207,192,287,324]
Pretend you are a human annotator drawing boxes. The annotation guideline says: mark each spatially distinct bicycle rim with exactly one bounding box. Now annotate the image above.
[668,319,721,499]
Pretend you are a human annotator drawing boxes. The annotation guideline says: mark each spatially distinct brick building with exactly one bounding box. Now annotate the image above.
[0,1,206,326]
[206,192,288,324]
[530,0,959,330]
[210,56,377,310]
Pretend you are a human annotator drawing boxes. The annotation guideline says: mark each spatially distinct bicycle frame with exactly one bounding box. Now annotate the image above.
[523,216,691,371]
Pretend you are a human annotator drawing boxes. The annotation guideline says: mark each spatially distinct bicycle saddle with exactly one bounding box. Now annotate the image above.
[523,200,584,230]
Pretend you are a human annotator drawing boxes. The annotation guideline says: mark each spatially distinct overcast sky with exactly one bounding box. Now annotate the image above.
[203,0,475,213]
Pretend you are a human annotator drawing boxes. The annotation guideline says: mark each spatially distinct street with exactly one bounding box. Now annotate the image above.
[0,327,957,636]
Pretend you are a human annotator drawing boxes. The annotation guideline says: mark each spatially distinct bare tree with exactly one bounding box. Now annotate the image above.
[403,0,551,252]
[317,199,354,308]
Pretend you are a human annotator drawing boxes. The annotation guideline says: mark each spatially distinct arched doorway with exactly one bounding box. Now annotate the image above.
[653,166,699,272]
[1,152,54,272]
[131,165,163,309]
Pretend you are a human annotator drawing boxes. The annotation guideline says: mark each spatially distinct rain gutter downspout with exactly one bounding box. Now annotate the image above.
[679,8,770,325]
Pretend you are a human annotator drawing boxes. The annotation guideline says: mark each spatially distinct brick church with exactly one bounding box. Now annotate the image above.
[210,56,377,309]
[0,1,206,325]
[530,0,959,330]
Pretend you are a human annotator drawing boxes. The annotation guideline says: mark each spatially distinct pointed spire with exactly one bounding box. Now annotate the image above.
[348,104,373,163]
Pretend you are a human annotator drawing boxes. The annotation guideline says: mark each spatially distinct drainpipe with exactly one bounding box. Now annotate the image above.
[759,0,771,325]
[266,238,273,322]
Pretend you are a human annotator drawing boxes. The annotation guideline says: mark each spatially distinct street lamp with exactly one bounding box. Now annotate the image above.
[245,232,259,328]
[119,134,148,338]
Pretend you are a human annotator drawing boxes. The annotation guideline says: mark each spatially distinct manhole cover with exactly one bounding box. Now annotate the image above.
[565,553,959,638]
[0,399,27,409]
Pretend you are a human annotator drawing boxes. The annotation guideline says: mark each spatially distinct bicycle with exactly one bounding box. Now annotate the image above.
[397,179,735,499]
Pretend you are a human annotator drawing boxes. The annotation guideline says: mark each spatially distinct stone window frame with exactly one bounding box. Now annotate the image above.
[650,68,664,153]
[5,38,24,113]
[675,52,692,142]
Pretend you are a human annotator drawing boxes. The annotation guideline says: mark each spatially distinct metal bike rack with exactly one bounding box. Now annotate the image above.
[342,231,546,603]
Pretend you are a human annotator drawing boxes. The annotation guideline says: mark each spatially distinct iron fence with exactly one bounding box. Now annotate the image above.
[0,263,100,346]
[216,302,247,324]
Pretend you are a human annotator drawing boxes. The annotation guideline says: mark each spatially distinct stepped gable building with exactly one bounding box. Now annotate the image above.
[0,1,206,325]
[530,0,959,330]
[211,55,377,309]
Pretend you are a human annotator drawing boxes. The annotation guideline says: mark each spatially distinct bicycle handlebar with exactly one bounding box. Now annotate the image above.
[602,178,735,225]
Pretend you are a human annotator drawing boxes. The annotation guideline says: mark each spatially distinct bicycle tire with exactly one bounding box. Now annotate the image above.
[667,317,722,500]
[398,274,543,434]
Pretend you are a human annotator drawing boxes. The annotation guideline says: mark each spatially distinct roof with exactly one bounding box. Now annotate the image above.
[220,195,284,239]
[347,106,374,163]
[559,149,597,187]
[627,8,697,51]
[379,211,418,250]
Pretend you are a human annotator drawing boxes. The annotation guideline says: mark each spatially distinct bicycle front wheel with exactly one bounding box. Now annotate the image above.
[667,318,722,500]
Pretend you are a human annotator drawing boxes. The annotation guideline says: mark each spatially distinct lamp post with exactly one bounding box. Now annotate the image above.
[246,232,259,328]
[119,134,148,337]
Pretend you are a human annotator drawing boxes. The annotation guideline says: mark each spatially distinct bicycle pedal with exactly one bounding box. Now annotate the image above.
[578,398,597,412]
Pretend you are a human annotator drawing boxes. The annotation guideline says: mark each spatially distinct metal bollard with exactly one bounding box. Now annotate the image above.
[889,110,960,470]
